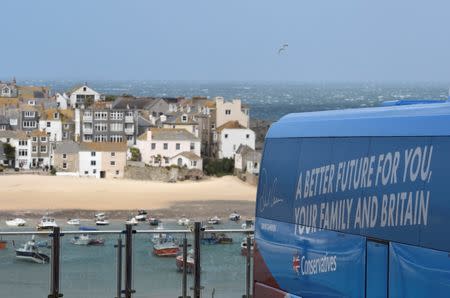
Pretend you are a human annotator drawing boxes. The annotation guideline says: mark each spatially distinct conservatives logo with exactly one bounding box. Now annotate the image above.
[293,251,337,276]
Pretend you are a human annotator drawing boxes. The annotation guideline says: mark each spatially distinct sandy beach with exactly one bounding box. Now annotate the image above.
[0,174,256,209]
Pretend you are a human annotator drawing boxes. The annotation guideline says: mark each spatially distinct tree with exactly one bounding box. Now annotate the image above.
[3,143,15,167]
[129,147,141,161]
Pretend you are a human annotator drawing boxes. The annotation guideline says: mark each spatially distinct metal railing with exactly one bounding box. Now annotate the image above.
[0,223,253,298]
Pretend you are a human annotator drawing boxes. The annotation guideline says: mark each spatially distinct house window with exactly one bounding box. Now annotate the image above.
[116,170,119,175]
[84,171,88,175]
[18,149,28,156]
[233,145,236,151]
[193,161,197,166]
[83,87,87,91]
[64,124,70,129]
[211,124,215,129]
[163,143,168,150]
[224,134,228,139]
[94,112,108,120]
[110,122,123,131]
[32,137,37,142]
[110,161,116,166]
[40,145,47,153]
[225,109,231,115]
[111,152,115,157]
[47,122,51,127]
[110,135,123,142]
[176,143,180,150]
[54,113,59,119]
[32,146,37,153]
[164,157,169,164]
[182,115,187,122]
[93,169,96,174]
[24,111,35,118]
[110,112,124,120]
[40,136,47,142]
[62,154,67,159]
[19,140,27,146]
[151,143,156,150]
[91,160,96,166]
[190,143,195,150]
[63,132,68,138]
[63,163,67,169]
[94,123,108,131]
[246,134,250,139]
[91,152,96,157]
[23,121,37,128]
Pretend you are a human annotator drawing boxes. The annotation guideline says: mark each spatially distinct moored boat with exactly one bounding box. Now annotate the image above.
[71,234,105,246]
[148,217,160,226]
[95,219,110,226]
[229,212,241,221]
[125,217,138,226]
[15,236,49,264]
[207,216,221,225]
[37,216,58,230]
[178,217,190,226]
[176,254,195,273]
[79,226,98,231]
[153,241,180,257]
[241,219,254,229]
[67,218,81,225]
[134,210,148,222]
[5,218,26,227]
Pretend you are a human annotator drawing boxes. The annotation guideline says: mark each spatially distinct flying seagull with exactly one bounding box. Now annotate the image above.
[278,43,288,54]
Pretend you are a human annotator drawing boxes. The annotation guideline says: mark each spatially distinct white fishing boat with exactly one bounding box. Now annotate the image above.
[15,236,49,264]
[5,218,26,227]
[96,219,110,226]
[67,218,80,225]
[207,216,221,225]
[241,219,254,229]
[134,210,148,222]
[125,217,138,226]
[71,234,104,246]
[229,212,241,221]
[95,212,106,219]
[37,216,58,230]
[178,217,190,226]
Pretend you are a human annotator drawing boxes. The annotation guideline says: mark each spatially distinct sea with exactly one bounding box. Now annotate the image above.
[19,80,450,121]
[0,220,249,298]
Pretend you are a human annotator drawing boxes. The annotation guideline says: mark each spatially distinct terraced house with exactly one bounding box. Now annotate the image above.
[78,142,127,178]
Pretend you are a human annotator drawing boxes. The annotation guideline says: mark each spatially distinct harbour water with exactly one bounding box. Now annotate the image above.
[0,220,249,298]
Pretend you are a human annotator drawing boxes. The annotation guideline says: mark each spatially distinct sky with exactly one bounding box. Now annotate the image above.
[1,0,450,82]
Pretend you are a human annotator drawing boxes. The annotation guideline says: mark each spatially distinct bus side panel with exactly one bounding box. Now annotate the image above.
[390,242,450,298]
[256,138,300,223]
[255,217,365,297]
[420,137,450,250]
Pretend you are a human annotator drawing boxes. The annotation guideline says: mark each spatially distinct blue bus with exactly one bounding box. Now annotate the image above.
[254,103,450,298]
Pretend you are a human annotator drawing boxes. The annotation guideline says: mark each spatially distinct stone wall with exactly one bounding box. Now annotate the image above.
[124,165,203,182]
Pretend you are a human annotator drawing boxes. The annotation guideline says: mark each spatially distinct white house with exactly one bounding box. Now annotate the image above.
[68,84,101,108]
[215,97,250,128]
[215,121,255,159]
[135,128,201,169]
[0,131,32,169]
[234,144,261,175]
[78,142,127,178]
[55,93,69,109]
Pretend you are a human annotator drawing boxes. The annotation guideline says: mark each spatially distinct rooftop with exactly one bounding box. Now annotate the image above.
[80,142,127,152]
[138,128,199,141]
[216,120,246,131]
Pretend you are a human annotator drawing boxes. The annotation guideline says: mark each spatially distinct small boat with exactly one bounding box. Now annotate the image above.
[153,241,180,257]
[217,233,233,244]
[148,217,160,226]
[201,227,219,245]
[240,236,254,256]
[125,217,138,226]
[229,212,241,221]
[79,226,98,231]
[0,240,7,250]
[95,212,106,219]
[36,240,51,248]
[37,216,58,230]
[95,219,110,226]
[5,218,26,227]
[134,210,148,222]
[207,216,221,225]
[178,217,190,226]
[15,236,50,264]
[176,254,195,273]
[71,234,105,246]
[67,218,81,225]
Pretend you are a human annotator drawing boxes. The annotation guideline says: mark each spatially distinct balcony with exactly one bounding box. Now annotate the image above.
[125,115,134,123]
[83,115,93,122]
[83,127,93,134]
[125,127,134,134]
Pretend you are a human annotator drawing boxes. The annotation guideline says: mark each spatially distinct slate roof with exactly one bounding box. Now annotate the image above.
[172,151,202,161]
[79,142,127,152]
[54,141,80,154]
[216,121,246,131]
[138,128,199,141]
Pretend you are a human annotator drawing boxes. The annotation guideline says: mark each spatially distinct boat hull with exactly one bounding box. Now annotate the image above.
[176,256,194,273]
[153,246,180,257]
[15,250,49,264]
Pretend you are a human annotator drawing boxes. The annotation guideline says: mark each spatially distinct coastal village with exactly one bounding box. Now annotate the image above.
[0,78,262,183]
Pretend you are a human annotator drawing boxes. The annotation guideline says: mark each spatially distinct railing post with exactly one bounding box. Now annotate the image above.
[123,224,135,298]
[182,236,188,298]
[49,226,63,298]
[193,222,202,298]
[115,237,123,298]
[245,235,252,298]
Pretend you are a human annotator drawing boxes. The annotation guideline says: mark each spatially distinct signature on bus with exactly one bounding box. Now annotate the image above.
[258,168,284,212]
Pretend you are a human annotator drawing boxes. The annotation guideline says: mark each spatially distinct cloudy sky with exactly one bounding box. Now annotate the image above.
[1,0,449,82]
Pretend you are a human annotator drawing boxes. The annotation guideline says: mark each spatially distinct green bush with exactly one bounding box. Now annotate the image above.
[130,147,141,161]
[50,168,57,175]
[203,158,234,177]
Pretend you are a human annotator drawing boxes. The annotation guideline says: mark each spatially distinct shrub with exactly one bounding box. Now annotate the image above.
[130,147,141,161]
[203,158,234,177]
[50,168,57,175]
